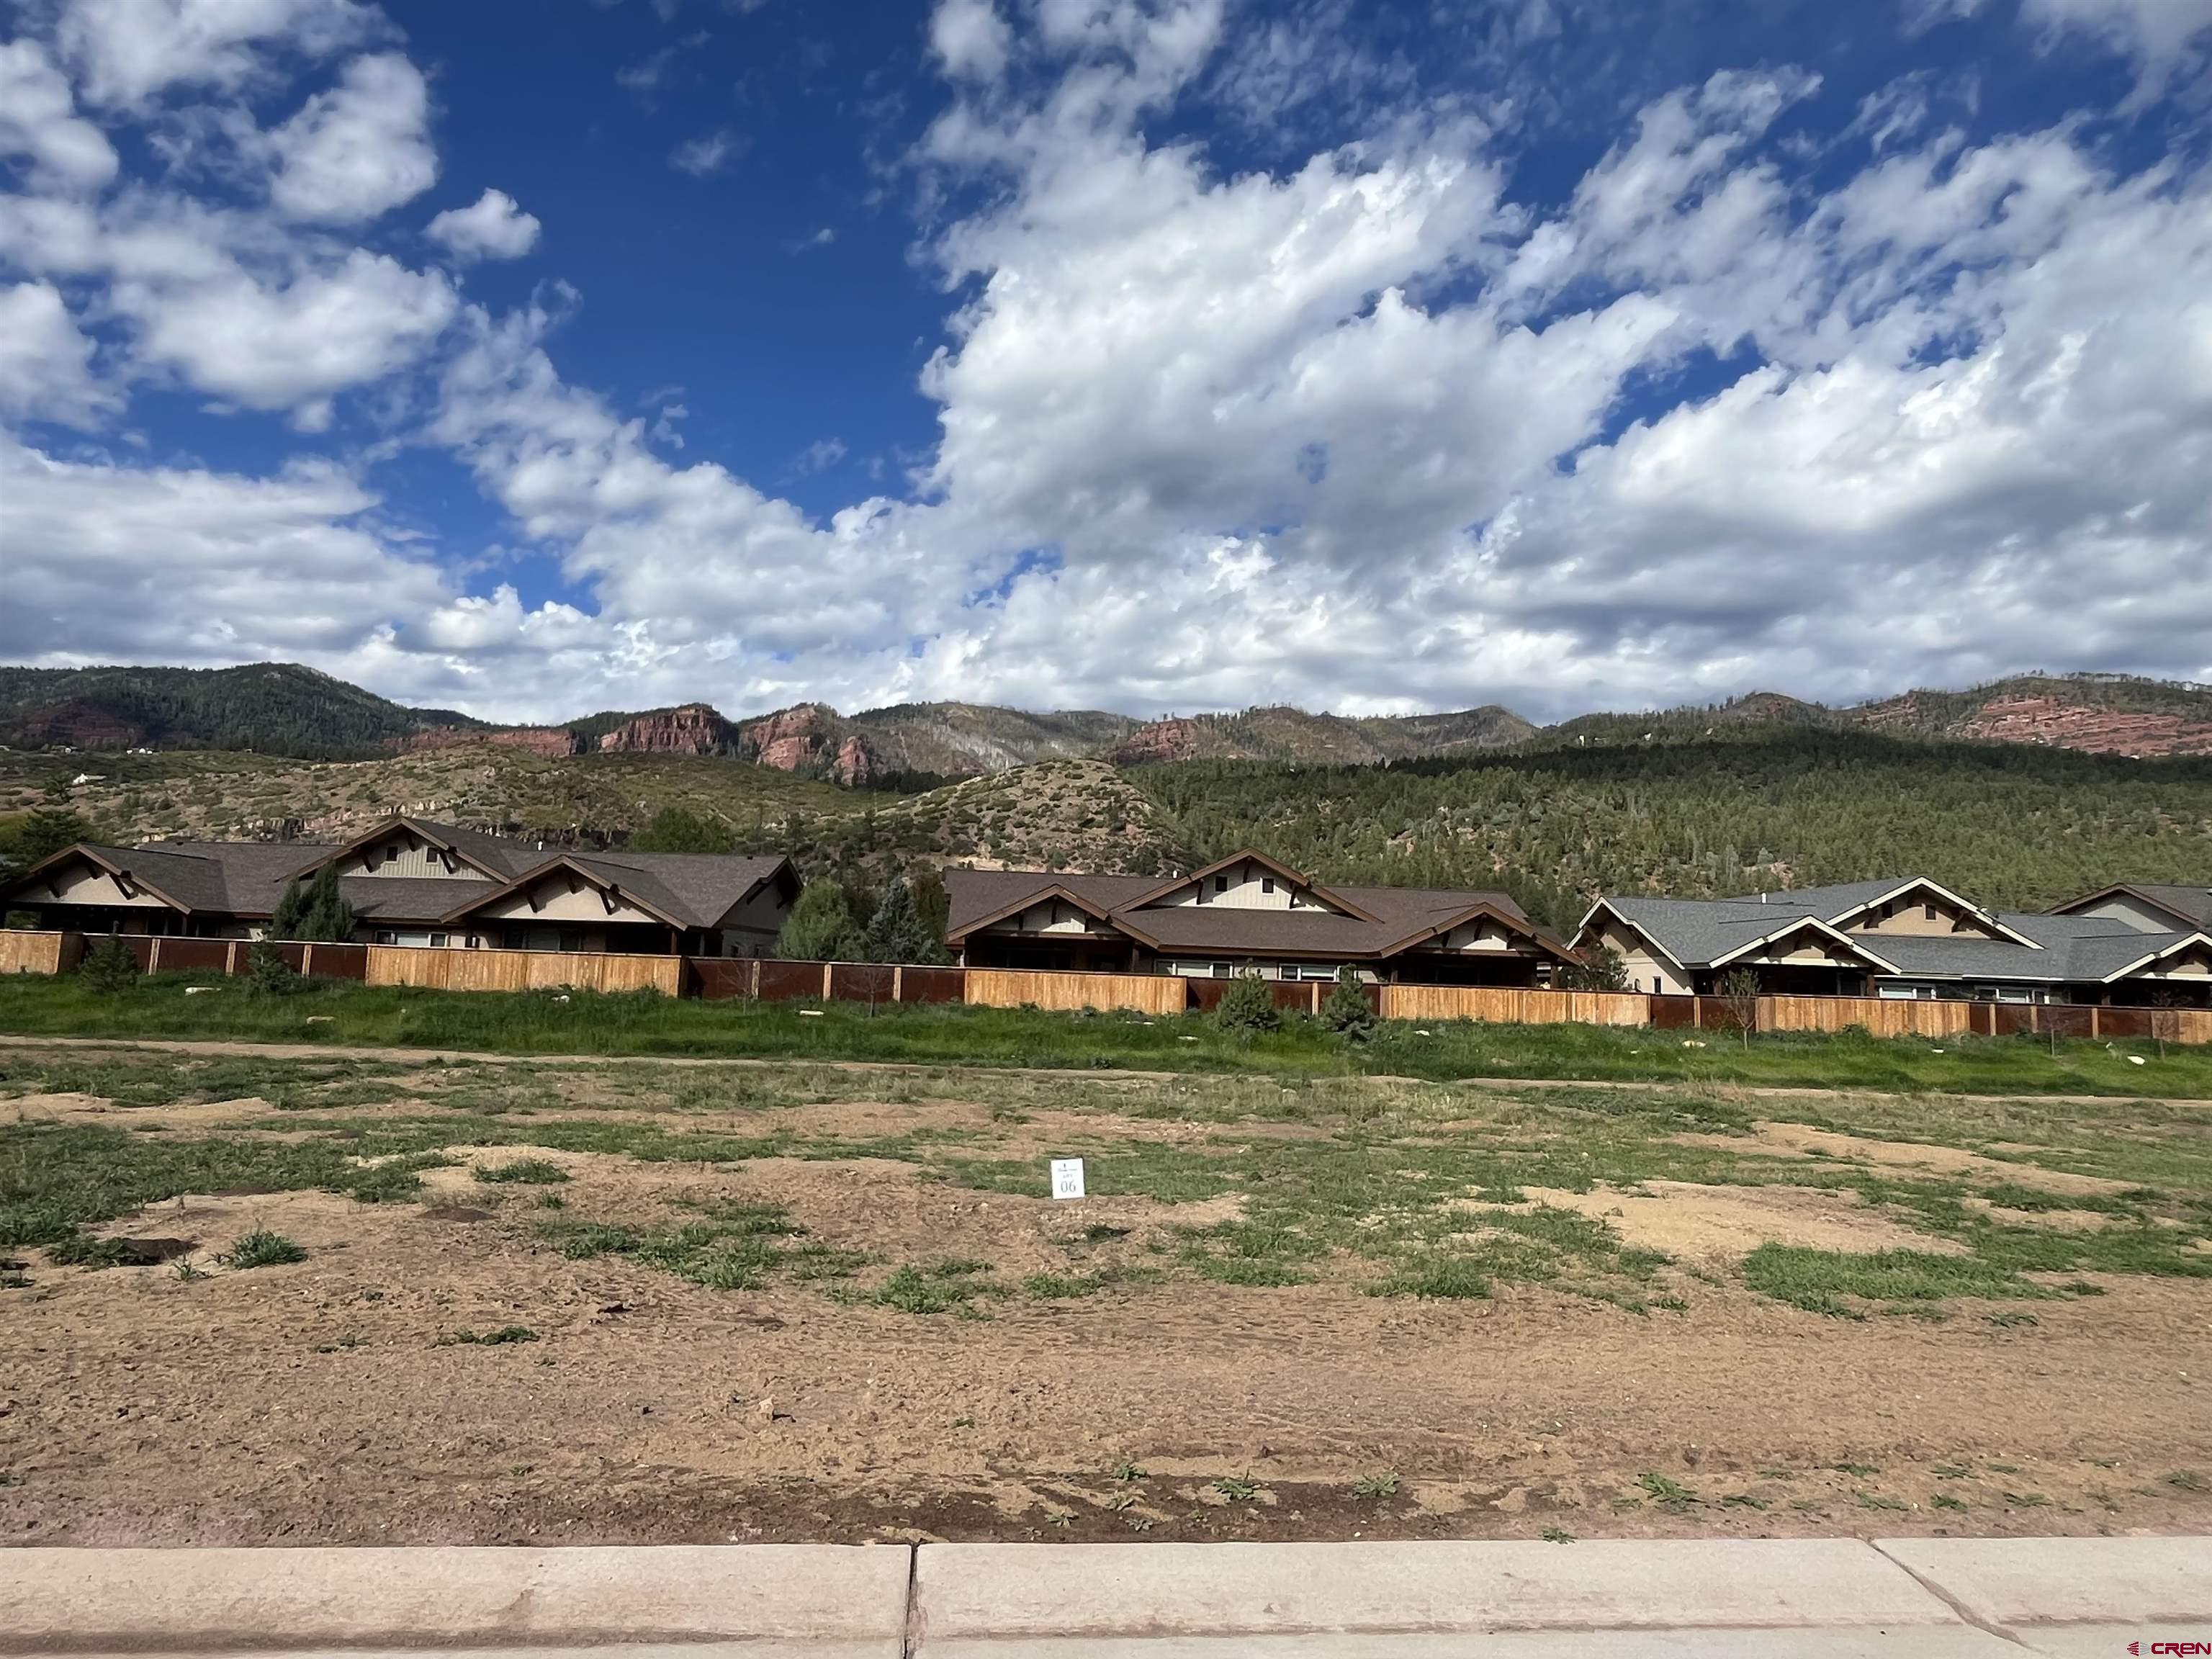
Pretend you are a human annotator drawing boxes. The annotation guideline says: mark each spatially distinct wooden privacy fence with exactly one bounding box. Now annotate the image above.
[1380,985,1649,1027]
[0,930,73,976]
[963,968,1190,1016]
[364,945,681,996]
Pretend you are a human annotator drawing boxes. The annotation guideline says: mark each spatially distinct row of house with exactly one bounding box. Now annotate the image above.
[4,815,2209,1006]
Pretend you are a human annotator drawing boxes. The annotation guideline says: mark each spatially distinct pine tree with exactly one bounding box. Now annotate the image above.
[79,935,140,994]
[1215,967,1280,1033]
[246,941,300,995]
[863,878,948,964]
[267,879,308,940]
[1319,966,1376,1040]
[298,863,359,943]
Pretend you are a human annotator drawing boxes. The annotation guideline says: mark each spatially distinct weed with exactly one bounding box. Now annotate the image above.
[1112,1461,1148,1483]
[1854,1491,1910,1511]
[171,1256,206,1282]
[1352,1470,1401,1499]
[472,1158,569,1185]
[1369,1258,1491,1299]
[1213,1475,1259,1501]
[219,1229,305,1269]
[533,1192,567,1210]
[1985,1310,2040,1328]
[2002,1491,2050,1507]
[868,1259,995,1315]
[1540,1527,1576,1544]
[2165,1470,2208,1493]
[1719,1493,1769,1510]
[436,1326,539,1346]
[1826,1462,1881,1477]
[1932,1493,1969,1512]
[1637,1473,1699,1509]
[1932,1464,1971,1479]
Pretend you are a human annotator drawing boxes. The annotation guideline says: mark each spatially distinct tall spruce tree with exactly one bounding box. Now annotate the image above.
[298,863,359,943]
[862,878,946,964]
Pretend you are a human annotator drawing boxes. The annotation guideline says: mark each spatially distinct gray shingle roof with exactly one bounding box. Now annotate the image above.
[1594,883,2205,986]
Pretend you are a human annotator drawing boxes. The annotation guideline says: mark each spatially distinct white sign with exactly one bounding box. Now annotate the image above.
[1050,1158,1086,1201]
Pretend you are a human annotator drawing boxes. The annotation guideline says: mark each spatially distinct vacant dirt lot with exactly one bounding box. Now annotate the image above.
[4,1042,2210,1545]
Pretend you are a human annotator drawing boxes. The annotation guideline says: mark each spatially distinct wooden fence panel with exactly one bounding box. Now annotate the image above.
[758,960,830,1002]
[896,966,967,1004]
[303,943,369,981]
[2098,1007,2154,1039]
[1763,996,1974,1038]
[0,931,67,975]
[689,958,757,1001]
[366,945,679,996]
[145,938,233,975]
[829,963,897,1004]
[1649,995,1698,1030]
[2175,1010,2212,1046]
[964,968,1189,1015]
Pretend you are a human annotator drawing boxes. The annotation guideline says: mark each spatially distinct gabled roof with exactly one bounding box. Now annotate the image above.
[2087,930,2212,985]
[441,851,796,932]
[1809,876,2043,950]
[1,843,204,913]
[1707,915,1901,974]
[2052,881,2212,932]
[287,815,527,882]
[943,863,1554,962]
[945,881,1123,943]
[1120,848,1381,925]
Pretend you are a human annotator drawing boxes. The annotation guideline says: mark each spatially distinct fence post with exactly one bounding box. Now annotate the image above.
[147,937,163,975]
[822,962,833,999]
[302,943,316,977]
[2089,1006,2100,1040]
[749,958,761,1000]
[893,964,904,1004]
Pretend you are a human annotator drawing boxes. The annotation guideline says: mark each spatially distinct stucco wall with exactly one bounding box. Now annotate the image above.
[349,830,492,881]
[40,861,171,909]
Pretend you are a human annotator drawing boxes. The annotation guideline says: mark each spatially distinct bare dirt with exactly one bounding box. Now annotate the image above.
[7,1118,2212,1550]
[1511,1182,1960,1262]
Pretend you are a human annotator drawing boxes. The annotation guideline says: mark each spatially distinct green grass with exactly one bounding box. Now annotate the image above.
[472,1157,569,1185]
[218,1228,305,1269]
[860,1259,997,1314]
[541,1202,826,1292]
[6,974,2212,1097]
[1741,1244,2067,1316]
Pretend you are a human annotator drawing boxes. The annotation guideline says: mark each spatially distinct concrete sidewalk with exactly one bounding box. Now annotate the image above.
[1,1537,2206,1656]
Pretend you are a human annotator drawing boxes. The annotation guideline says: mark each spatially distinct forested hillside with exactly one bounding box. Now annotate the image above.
[0,665,477,757]
[1132,731,2212,932]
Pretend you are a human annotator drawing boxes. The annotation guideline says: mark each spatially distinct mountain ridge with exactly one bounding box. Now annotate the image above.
[6,663,2212,774]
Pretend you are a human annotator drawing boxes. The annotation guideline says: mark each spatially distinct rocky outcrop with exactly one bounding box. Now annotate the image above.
[1104,719,1222,766]
[1957,697,2212,757]
[595,704,740,755]
[741,703,842,770]
[831,734,876,786]
[387,727,577,759]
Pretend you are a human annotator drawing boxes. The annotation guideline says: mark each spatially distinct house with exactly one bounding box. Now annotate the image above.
[2049,881,2212,935]
[1576,876,2212,1006]
[945,850,1577,984]
[0,815,799,958]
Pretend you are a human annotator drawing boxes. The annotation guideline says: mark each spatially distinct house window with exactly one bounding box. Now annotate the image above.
[1262,877,1275,894]
[429,932,448,948]
[465,935,482,950]
[1213,875,1229,895]
[1876,981,1941,1001]
[382,846,399,866]
[1923,903,1938,921]
[1287,963,1338,981]
[1213,961,1231,978]
[374,930,396,945]
[558,928,584,953]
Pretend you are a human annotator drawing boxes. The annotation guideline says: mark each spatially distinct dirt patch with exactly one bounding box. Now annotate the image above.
[1508,1182,1959,1262]
[1961,1197,2123,1232]
[1,1092,280,1129]
[1682,1122,2136,1196]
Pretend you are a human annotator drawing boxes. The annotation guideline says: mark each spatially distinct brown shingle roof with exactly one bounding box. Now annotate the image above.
[945,864,1566,962]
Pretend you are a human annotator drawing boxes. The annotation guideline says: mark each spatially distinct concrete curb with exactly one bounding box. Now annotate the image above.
[0,1546,911,1658]
[1875,1536,2212,1655]
[907,1539,2002,1655]
[1,1539,2205,1657]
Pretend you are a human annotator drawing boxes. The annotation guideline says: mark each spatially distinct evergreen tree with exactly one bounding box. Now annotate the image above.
[862,878,948,964]
[297,863,359,943]
[1318,966,1376,1040]
[246,941,301,995]
[1556,948,1630,992]
[775,883,861,961]
[907,868,951,953]
[0,808,91,871]
[78,935,140,994]
[1215,967,1280,1033]
[266,879,309,940]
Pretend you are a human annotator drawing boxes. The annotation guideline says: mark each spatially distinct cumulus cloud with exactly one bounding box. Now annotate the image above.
[427,188,541,262]
[930,0,1014,80]
[0,282,112,426]
[2022,0,2212,94]
[0,39,119,192]
[266,52,438,223]
[55,0,384,108]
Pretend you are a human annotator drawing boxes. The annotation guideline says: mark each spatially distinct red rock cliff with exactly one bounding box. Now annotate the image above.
[595,704,739,755]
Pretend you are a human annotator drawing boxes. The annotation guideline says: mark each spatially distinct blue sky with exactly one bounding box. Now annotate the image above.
[4,0,2211,723]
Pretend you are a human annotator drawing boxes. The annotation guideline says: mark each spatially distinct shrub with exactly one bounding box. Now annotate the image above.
[472,1157,569,1185]
[1319,966,1376,1040]
[1556,948,1631,992]
[1215,968,1280,1033]
[246,942,300,996]
[78,935,140,994]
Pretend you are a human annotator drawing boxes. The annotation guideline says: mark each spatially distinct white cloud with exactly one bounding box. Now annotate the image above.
[670,129,742,176]
[267,52,438,224]
[930,0,1014,81]
[0,39,119,192]
[2022,0,2212,94]
[427,188,541,262]
[0,282,111,426]
[115,245,458,415]
[55,0,384,108]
